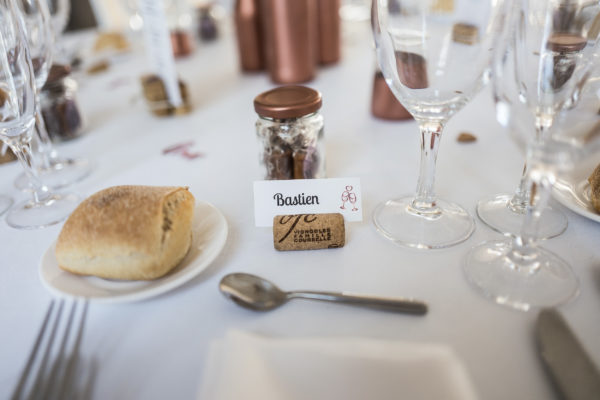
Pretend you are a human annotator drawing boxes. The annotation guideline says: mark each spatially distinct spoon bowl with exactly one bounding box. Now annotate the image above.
[219,273,288,311]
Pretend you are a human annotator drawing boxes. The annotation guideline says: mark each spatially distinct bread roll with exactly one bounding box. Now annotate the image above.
[56,185,195,280]
[589,164,600,213]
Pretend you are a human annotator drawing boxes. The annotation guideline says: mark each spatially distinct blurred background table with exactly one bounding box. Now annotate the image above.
[0,14,599,400]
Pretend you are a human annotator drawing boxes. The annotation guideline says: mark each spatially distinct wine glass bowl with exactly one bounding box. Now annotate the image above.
[463,0,600,311]
[371,0,505,249]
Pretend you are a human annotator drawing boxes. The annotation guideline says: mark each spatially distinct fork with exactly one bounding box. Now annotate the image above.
[11,298,89,400]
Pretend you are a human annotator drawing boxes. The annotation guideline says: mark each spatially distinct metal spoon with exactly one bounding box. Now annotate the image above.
[219,273,428,315]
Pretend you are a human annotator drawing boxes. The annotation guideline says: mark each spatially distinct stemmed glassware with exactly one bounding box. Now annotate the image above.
[476,159,568,239]
[47,0,71,63]
[13,0,91,192]
[463,0,600,311]
[371,0,505,249]
[0,0,78,229]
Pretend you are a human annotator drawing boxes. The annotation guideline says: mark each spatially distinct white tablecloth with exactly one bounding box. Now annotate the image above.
[0,20,598,400]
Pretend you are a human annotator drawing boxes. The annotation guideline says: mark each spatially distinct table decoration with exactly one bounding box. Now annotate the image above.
[254,85,325,180]
[138,0,191,117]
[371,68,412,120]
[40,64,85,141]
[273,213,345,251]
[253,177,363,227]
[234,0,341,83]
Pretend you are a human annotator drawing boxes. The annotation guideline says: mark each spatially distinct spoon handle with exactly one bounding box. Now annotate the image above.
[287,291,428,315]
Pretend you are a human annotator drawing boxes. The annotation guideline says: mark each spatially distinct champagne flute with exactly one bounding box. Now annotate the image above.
[13,0,91,192]
[47,0,71,63]
[0,0,79,229]
[371,0,505,249]
[463,0,600,310]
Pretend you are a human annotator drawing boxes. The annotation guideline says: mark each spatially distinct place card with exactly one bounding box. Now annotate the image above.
[138,0,182,107]
[253,178,362,227]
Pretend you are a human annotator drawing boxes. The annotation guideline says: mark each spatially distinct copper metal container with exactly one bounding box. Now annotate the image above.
[234,0,264,71]
[259,0,318,83]
[170,30,193,58]
[371,70,412,120]
[317,0,341,65]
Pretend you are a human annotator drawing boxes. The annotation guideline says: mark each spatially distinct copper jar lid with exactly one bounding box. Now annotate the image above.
[254,85,322,119]
[547,33,587,53]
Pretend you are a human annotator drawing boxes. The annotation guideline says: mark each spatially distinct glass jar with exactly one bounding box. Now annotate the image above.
[40,65,85,142]
[254,86,325,180]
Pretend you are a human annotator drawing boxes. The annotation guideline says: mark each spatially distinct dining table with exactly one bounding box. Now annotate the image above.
[0,16,599,400]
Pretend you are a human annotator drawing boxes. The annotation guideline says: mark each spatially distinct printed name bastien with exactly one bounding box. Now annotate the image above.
[273,192,320,206]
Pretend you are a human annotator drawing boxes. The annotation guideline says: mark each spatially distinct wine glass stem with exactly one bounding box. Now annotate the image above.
[411,120,443,214]
[9,130,52,203]
[33,98,57,167]
[510,169,553,273]
[508,118,552,214]
[508,161,530,213]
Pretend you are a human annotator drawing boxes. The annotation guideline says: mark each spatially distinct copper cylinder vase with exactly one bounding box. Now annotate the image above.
[234,0,264,71]
[317,0,341,65]
[371,70,412,120]
[259,0,318,83]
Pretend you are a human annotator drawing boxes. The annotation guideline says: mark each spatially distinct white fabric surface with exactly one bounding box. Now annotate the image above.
[0,20,599,400]
[199,330,478,400]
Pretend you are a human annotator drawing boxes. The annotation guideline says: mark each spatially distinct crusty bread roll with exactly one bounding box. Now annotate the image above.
[589,164,600,213]
[56,185,195,280]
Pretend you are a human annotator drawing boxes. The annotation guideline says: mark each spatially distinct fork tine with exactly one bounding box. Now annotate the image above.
[42,299,79,399]
[29,299,66,400]
[10,300,56,400]
[11,298,89,400]
[55,300,89,400]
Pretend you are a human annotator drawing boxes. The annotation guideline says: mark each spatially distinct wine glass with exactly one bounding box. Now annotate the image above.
[13,0,91,192]
[0,0,79,229]
[47,0,71,63]
[371,0,505,249]
[476,159,568,239]
[463,0,600,311]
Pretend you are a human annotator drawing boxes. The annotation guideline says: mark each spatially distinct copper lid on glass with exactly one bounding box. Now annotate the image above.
[547,33,587,53]
[254,85,322,119]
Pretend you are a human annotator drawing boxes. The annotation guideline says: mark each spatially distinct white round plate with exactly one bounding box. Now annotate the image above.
[39,202,228,303]
[552,159,600,223]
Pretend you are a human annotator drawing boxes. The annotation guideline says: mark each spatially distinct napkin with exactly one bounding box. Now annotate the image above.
[198,331,478,400]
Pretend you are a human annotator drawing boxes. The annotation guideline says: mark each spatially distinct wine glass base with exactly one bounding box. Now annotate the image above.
[6,192,80,229]
[373,196,475,249]
[0,195,13,216]
[477,194,567,239]
[463,239,579,311]
[14,157,92,191]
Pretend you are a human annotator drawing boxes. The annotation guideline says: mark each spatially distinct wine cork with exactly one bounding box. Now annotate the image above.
[273,213,345,251]
[457,132,477,143]
[140,75,192,117]
[452,23,479,45]
[87,60,110,75]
